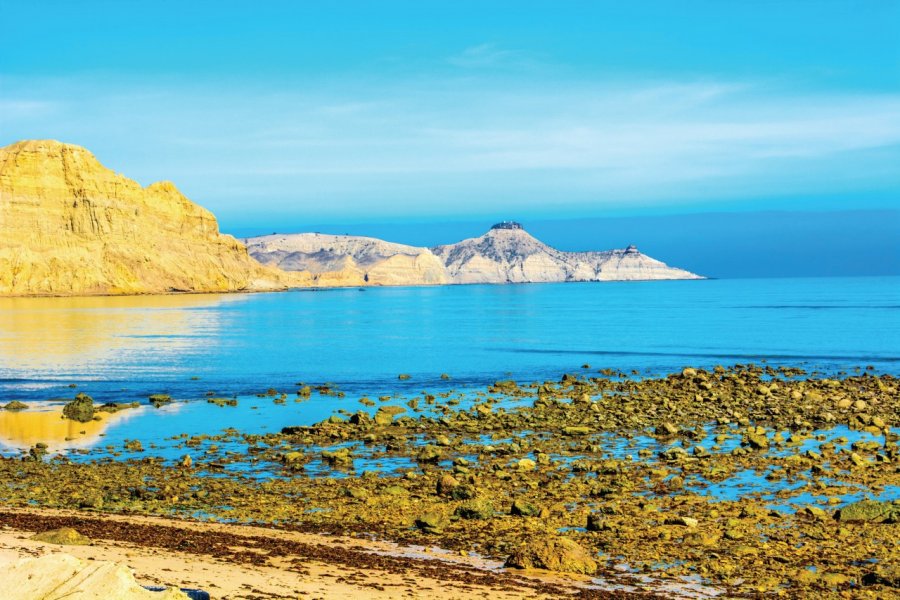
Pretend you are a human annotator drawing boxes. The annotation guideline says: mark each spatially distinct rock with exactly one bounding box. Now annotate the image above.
[656,422,679,436]
[398,374,412,380]
[517,458,536,470]
[836,500,898,523]
[586,513,610,531]
[665,516,699,527]
[745,428,769,449]
[62,393,94,422]
[3,401,27,410]
[31,527,91,546]
[505,536,598,575]
[511,499,541,517]
[450,484,477,500]
[322,448,353,467]
[455,498,495,520]
[416,445,442,464]
[344,487,369,500]
[862,566,900,588]
[563,426,591,436]
[0,553,189,599]
[149,394,173,408]
[0,140,287,296]
[374,405,406,425]
[436,473,460,497]
[415,511,448,533]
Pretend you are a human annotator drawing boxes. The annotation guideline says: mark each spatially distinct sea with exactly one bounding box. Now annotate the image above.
[0,276,897,467]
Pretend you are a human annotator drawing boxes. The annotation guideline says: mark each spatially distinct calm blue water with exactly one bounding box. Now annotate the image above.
[1,276,898,404]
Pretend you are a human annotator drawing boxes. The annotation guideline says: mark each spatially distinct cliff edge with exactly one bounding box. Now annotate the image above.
[0,140,289,296]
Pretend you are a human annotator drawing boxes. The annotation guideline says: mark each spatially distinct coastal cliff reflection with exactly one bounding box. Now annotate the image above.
[0,405,144,453]
[0,294,246,380]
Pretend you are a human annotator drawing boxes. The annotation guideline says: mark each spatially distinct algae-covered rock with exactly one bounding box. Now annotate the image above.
[62,393,94,422]
[3,401,27,410]
[436,473,460,497]
[374,405,406,425]
[455,498,494,520]
[511,499,541,517]
[415,511,448,533]
[31,527,91,546]
[836,500,899,523]
[416,444,442,464]
[505,536,598,575]
[149,394,173,408]
[862,566,900,588]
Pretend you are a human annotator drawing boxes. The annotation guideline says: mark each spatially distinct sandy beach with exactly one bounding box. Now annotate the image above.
[0,508,644,599]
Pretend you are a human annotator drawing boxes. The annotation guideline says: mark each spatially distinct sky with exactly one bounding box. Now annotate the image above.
[1,1,898,276]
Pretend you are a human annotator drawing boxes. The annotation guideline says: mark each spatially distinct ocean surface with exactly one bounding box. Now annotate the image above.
[0,276,897,460]
[2,276,898,394]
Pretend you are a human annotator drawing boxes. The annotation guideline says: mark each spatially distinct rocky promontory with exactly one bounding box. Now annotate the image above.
[247,221,702,285]
[0,140,291,296]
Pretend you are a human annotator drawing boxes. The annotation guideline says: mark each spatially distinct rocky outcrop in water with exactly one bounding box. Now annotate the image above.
[0,140,290,296]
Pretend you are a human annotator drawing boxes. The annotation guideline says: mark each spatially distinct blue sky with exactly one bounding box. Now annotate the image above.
[1,1,898,275]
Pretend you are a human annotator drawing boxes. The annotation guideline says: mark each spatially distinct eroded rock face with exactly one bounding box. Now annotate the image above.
[432,224,702,283]
[248,222,702,286]
[0,553,189,599]
[244,233,450,286]
[0,140,291,296]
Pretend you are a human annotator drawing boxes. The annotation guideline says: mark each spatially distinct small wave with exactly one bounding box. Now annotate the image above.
[497,347,900,363]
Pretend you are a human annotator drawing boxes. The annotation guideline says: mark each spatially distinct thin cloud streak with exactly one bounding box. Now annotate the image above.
[2,75,899,220]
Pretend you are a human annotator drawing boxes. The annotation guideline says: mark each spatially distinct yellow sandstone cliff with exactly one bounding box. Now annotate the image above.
[0,140,293,296]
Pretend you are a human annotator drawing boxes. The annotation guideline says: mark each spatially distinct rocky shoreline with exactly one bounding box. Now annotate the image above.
[1,365,898,597]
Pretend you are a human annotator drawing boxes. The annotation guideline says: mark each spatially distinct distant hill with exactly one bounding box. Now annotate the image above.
[247,221,702,285]
[0,140,290,296]
[244,233,449,286]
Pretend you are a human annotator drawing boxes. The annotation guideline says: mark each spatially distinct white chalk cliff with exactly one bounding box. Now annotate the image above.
[245,233,449,286]
[247,221,702,285]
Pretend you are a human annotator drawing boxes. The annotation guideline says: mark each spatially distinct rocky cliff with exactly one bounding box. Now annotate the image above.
[432,222,702,283]
[0,140,290,296]
[248,222,702,285]
[245,233,449,286]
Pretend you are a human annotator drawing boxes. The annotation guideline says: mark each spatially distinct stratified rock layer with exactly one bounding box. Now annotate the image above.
[0,140,288,296]
[248,221,702,285]
[432,224,701,283]
[245,233,449,286]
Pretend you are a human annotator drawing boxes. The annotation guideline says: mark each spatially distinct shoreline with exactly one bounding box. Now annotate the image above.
[0,365,897,597]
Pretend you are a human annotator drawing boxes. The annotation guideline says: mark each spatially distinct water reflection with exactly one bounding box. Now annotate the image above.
[0,405,144,453]
[0,294,245,380]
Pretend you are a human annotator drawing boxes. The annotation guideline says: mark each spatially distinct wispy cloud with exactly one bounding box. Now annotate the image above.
[2,74,899,223]
[447,43,534,69]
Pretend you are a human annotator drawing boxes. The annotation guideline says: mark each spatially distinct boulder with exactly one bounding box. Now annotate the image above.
[455,498,495,520]
[30,527,91,546]
[505,536,598,575]
[62,393,94,422]
[836,500,899,523]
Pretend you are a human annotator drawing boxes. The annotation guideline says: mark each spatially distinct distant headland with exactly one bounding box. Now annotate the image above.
[0,140,702,297]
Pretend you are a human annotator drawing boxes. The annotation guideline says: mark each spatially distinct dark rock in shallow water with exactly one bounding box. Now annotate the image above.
[62,393,94,422]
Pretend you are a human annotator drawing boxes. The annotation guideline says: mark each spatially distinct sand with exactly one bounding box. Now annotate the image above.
[0,508,615,599]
